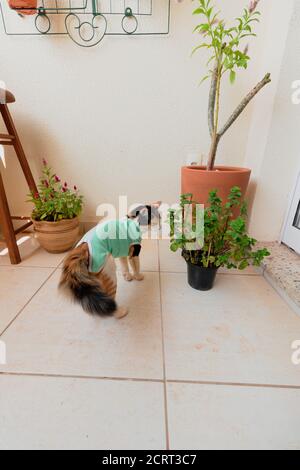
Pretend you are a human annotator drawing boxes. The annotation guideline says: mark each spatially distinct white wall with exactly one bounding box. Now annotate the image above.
[245,0,300,241]
[0,0,297,241]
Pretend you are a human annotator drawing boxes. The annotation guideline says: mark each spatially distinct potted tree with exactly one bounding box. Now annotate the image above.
[169,187,270,291]
[182,0,271,204]
[28,160,83,253]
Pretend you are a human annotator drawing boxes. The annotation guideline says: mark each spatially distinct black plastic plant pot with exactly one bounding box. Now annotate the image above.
[186,262,218,291]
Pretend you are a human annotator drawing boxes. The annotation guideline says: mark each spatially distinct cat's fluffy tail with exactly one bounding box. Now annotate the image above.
[59,243,117,316]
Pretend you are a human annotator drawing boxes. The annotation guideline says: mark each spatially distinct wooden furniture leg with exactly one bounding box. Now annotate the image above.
[0,104,38,194]
[0,88,38,264]
[0,171,21,264]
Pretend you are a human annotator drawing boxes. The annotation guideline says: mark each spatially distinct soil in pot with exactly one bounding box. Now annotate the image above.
[181,166,251,208]
[187,262,218,291]
[33,217,80,253]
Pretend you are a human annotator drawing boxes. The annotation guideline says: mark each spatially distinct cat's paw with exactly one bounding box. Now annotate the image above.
[115,306,129,319]
[134,273,144,281]
[123,272,133,282]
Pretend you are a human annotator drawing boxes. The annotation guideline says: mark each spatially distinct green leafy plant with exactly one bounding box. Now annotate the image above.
[193,0,271,170]
[28,160,84,222]
[168,186,270,270]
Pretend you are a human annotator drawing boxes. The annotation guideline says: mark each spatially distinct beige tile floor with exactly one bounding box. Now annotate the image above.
[0,235,300,450]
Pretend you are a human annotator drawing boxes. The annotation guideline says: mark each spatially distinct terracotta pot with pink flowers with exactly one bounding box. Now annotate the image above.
[27,160,84,253]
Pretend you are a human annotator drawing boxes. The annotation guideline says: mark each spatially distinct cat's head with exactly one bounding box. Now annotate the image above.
[128,202,161,226]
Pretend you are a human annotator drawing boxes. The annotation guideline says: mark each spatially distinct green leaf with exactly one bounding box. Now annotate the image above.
[170,241,179,253]
[191,44,211,55]
[238,260,249,270]
[193,8,205,15]
[200,23,210,33]
[229,69,236,84]
[193,24,202,33]
[199,75,210,86]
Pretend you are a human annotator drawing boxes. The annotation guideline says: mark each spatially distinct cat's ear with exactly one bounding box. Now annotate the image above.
[128,202,162,226]
[128,205,145,219]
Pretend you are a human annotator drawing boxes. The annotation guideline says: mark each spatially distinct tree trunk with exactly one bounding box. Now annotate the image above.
[207,133,220,171]
[206,73,271,171]
[218,73,271,138]
[208,63,218,137]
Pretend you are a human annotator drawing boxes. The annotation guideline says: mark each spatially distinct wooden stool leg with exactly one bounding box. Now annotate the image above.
[0,104,38,194]
[0,171,21,264]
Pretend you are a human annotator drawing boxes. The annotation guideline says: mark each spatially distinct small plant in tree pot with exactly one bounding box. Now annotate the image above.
[182,0,271,204]
[168,187,270,291]
[28,160,84,253]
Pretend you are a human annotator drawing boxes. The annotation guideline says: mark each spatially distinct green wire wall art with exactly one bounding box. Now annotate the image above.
[1,0,171,47]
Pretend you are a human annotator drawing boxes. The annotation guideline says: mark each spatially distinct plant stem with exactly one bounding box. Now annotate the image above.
[207,64,222,171]
[206,73,271,171]
[208,63,218,137]
[206,240,212,267]
[218,73,271,137]
[207,132,220,171]
[214,66,222,131]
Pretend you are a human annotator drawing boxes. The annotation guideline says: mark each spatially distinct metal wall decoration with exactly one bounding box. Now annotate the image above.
[0,0,171,47]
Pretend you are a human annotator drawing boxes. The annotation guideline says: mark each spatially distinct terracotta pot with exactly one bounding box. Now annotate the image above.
[181,166,251,206]
[32,217,80,254]
[8,0,37,15]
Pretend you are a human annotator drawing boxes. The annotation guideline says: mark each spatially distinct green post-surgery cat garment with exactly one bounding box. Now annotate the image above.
[78,219,142,273]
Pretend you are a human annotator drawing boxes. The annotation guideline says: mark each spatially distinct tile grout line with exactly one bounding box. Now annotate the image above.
[0,265,60,338]
[157,240,170,451]
[0,264,61,269]
[0,371,164,384]
[167,379,300,391]
[159,270,261,277]
[1,370,300,391]
[0,267,261,277]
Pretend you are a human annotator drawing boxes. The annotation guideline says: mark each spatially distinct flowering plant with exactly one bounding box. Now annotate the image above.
[28,160,84,222]
[193,0,271,170]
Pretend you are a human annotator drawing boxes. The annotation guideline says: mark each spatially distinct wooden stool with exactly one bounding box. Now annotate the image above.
[0,88,38,264]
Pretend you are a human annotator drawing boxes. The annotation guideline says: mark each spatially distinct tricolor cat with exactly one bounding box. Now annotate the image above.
[59,203,160,319]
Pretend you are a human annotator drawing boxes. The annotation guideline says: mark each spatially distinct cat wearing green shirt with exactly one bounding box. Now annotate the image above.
[59,203,161,319]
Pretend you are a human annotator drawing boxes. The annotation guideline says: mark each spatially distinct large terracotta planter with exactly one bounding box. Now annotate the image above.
[32,217,80,254]
[181,166,251,206]
[8,1,37,15]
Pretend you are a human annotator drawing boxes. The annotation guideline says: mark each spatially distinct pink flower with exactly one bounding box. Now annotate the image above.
[62,187,67,193]
[64,182,68,188]
[54,175,61,183]
[74,185,77,191]
[42,158,47,166]
[249,0,259,13]
[43,180,49,188]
